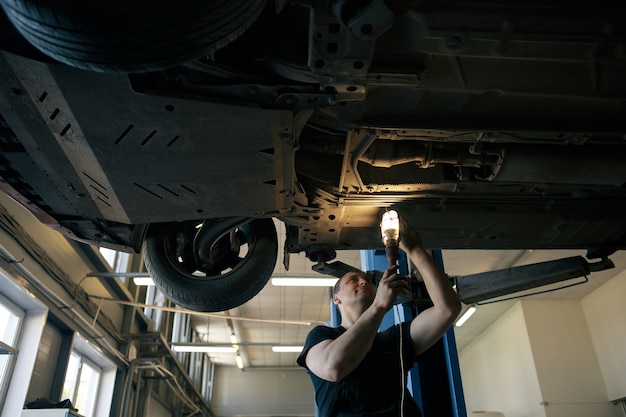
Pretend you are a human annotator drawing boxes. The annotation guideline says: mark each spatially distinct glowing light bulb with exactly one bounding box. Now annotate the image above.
[380,209,400,266]
[380,209,400,245]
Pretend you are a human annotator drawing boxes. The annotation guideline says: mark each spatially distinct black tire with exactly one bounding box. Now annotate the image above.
[0,0,266,73]
[142,218,277,312]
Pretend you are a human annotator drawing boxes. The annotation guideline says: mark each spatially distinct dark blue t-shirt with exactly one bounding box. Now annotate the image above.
[297,322,422,417]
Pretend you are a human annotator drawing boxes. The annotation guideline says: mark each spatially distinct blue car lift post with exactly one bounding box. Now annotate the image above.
[329,249,467,417]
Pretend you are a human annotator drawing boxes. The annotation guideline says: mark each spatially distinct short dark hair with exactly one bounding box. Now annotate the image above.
[333,271,369,295]
[332,278,342,295]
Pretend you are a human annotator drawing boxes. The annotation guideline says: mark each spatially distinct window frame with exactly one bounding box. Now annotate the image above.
[0,293,24,408]
[62,350,102,416]
[59,334,116,417]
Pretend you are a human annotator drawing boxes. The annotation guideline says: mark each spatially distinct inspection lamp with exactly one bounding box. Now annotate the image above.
[380,209,400,267]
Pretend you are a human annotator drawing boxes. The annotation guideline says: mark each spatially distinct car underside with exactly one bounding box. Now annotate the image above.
[1,0,625,311]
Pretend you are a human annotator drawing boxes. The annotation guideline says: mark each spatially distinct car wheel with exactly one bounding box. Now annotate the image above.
[142,218,277,312]
[0,0,266,73]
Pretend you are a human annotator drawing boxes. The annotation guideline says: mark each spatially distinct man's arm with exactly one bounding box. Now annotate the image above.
[399,218,462,355]
[304,265,408,381]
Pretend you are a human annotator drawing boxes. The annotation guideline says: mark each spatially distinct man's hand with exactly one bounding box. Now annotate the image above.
[393,213,462,356]
[373,264,411,311]
[398,216,422,253]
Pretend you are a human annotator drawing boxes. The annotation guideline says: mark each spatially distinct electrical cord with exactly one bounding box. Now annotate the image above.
[395,303,405,417]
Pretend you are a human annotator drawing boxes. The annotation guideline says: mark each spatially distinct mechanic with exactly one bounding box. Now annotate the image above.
[297,216,461,417]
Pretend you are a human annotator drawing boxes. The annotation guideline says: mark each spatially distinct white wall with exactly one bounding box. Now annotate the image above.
[459,272,626,417]
[582,268,626,401]
[459,302,545,417]
[211,366,315,417]
[523,300,619,417]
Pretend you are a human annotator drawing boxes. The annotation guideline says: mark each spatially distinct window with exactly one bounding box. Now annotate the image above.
[200,355,215,401]
[99,248,130,275]
[172,311,192,364]
[144,284,166,331]
[62,351,101,416]
[0,295,23,407]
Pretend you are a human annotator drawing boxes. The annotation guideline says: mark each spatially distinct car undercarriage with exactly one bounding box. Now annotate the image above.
[1,0,625,311]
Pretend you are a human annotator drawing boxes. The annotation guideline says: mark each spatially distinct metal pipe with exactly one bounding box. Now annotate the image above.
[85,272,151,278]
[119,358,138,417]
[89,296,322,326]
[454,255,614,304]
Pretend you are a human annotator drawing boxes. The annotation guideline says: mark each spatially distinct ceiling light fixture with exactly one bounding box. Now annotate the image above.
[133,277,155,286]
[271,346,303,353]
[235,353,244,369]
[171,344,237,353]
[271,277,339,287]
[454,305,477,327]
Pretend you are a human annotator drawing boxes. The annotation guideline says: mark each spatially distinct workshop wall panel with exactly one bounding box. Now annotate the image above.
[524,300,619,417]
[582,270,626,401]
[459,302,544,417]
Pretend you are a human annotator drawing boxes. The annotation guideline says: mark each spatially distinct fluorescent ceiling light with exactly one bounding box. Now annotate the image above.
[271,277,339,287]
[272,346,303,353]
[171,345,237,353]
[454,305,477,327]
[235,354,244,369]
[133,277,155,286]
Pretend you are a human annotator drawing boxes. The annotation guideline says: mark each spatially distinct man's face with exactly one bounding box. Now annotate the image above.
[333,271,375,307]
